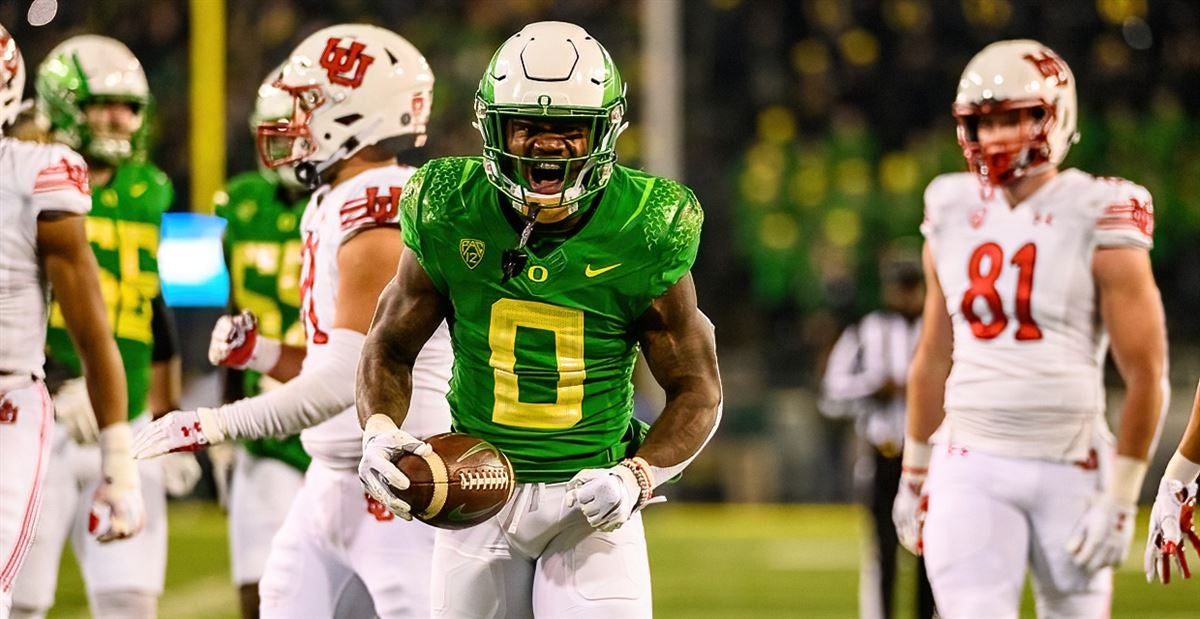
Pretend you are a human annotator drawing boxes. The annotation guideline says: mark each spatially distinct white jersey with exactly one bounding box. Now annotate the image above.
[0,138,91,377]
[923,169,1154,461]
[297,165,452,467]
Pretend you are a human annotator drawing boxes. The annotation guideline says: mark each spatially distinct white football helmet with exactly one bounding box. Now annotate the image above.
[475,21,627,216]
[953,39,1079,186]
[0,22,25,134]
[250,72,305,191]
[37,35,152,163]
[256,24,433,188]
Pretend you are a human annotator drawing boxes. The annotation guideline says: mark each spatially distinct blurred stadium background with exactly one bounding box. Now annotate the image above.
[4,0,1199,615]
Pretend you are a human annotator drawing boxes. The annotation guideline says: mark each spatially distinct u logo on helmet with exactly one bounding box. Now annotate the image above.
[1023,51,1069,85]
[320,38,375,88]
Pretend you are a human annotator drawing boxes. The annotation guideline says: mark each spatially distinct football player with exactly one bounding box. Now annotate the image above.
[892,40,1167,617]
[1144,380,1200,583]
[356,21,723,617]
[132,25,451,618]
[0,24,142,619]
[209,75,311,619]
[10,35,199,619]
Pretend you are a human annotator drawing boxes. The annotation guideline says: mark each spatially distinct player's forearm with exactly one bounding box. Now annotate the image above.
[1114,363,1166,461]
[905,352,949,443]
[356,329,415,428]
[214,329,363,439]
[265,343,307,382]
[46,249,129,428]
[80,343,129,429]
[637,383,722,472]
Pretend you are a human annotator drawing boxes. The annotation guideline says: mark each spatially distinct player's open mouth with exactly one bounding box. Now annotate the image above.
[525,161,568,194]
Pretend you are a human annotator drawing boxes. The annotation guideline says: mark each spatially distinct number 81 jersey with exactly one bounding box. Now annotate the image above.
[923,169,1153,461]
[401,157,703,483]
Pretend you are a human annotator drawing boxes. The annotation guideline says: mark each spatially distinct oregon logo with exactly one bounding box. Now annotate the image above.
[460,239,486,270]
[319,37,375,88]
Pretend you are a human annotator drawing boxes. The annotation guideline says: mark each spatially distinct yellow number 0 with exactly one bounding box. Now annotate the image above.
[488,298,585,429]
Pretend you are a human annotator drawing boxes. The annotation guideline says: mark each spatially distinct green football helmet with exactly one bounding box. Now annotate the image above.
[475,21,627,218]
[36,35,152,164]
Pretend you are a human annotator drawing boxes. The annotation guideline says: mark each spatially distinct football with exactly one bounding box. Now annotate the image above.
[391,432,516,530]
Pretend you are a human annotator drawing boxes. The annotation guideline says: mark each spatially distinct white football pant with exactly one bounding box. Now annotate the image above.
[257,461,433,618]
[11,414,167,614]
[0,380,53,609]
[432,481,653,619]
[922,446,1112,618]
[228,447,304,585]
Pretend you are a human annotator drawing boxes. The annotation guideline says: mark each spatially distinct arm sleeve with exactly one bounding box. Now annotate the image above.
[213,328,363,439]
[1095,182,1154,250]
[150,293,177,363]
[31,148,91,216]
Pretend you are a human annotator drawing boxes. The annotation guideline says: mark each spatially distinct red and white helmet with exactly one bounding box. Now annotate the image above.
[953,39,1079,186]
[0,22,25,134]
[256,24,433,187]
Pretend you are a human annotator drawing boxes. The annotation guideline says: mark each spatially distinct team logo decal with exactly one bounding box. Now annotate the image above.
[320,37,375,88]
[460,239,486,270]
[364,186,402,222]
[1023,50,1069,85]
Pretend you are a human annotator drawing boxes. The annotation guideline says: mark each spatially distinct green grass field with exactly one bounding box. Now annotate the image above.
[44,503,1198,618]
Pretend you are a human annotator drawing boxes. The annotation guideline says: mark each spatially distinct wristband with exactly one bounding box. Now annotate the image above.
[619,457,654,510]
[98,422,138,486]
[246,337,282,374]
[901,437,933,473]
[1163,450,1200,485]
[1105,455,1148,506]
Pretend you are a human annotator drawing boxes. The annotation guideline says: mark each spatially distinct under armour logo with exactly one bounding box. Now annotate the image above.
[969,207,987,229]
[1033,213,1054,226]
[180,421,202,438]
[319,38,375,88]
[1023,51,1070,85]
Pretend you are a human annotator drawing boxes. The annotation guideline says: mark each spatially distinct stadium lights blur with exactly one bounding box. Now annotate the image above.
[159,212,229,307]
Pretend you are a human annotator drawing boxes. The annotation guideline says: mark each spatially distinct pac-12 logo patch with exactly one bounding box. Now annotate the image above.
[460,239,486,270]
[320,37,375,88]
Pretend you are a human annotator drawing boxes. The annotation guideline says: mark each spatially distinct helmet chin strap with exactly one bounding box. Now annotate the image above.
[295,118,383,189]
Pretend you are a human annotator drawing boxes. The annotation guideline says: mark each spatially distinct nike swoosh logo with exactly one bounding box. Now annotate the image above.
[585,263,622,277]
[448,503,498,523]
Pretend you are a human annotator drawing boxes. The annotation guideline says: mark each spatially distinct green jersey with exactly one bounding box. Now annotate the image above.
[46,161,172,420]
[401,157,703,482]
[215,171,310,471]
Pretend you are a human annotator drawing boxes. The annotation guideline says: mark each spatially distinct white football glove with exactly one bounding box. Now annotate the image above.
[209,311,280,372]
[54,377,99,445]
[893,468,928,555]
[567,461,659,532]
[160,452,202,498]
[132,408,227,459]
[1144,477,1200,584]
[1067,494,1137,573]
[91,422,145,542]
[358,414,429,521]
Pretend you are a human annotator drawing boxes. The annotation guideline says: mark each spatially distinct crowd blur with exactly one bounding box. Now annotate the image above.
[3,0,1197,501]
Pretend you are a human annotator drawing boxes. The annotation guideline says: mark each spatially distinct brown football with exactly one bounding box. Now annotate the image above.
[390,432,515,530]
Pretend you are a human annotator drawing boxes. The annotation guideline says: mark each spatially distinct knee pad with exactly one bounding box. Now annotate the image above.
[91,590,157,619]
